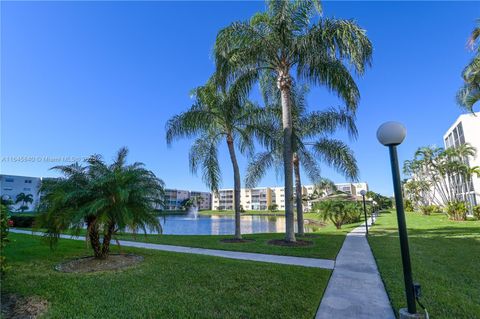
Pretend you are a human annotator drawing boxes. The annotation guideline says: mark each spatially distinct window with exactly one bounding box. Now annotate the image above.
[25,180,32,184]
[24,188,31,191]
[3,187,13,191]
[5,178,14,183]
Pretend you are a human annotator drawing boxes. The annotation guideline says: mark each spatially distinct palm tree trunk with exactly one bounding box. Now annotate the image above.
[293,153,304,236]
[100,222,115,259]
[226,134,242,240]
[278,70,296,242]
[86,217,102,258]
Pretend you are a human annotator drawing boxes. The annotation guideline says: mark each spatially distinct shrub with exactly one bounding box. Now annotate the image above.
[419,205,442,216]
[9,215,36,228]
[446,201,467,221]
[313,200,351,229]
[473,205,480,220]
[344,202,362,224]
[404,200,414,212]
[1,202,11,274]
[268,204,278,212]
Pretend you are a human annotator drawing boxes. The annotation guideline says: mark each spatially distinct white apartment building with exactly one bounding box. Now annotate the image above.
[163,189,212,211]
[212,182,368,211]
[443,112,480,207]
[0,174,42,211]
[190,191,212,210]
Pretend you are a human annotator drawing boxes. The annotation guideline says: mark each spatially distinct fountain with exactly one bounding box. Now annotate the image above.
[187,206,199,219]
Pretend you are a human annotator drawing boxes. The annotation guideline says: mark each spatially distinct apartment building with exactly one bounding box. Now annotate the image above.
[190,191,212,210]
[443,112,480,207]
[0,174,42,211]
[212,182,368,211]
[163,189,191,211]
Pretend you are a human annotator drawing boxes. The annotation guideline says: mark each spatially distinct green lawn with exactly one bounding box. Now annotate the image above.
[368,211,480,318]
[22,221,359,260]
[2,233,330,318]
[114,222,358,260]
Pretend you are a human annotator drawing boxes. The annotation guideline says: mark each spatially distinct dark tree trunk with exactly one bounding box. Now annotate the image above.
[278,70,296,242]
[226,134,242,240]
[86,218,102,259]
[100,222,115,259]
[293,153,304,236]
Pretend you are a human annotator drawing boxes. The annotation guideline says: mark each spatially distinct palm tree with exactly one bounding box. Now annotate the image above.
[457,20,480,112]
[166,78,264,240]
[15,193,34,212]
[214,0,372,241]
[37,147,164,259]
[246,84,358,236]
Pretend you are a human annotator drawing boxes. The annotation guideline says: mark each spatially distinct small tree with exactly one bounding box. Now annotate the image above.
[473,205,480,220]
[38,147,164,259]
[313,200,351,229]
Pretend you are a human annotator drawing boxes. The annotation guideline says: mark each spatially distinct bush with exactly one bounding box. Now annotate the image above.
[473,205,480,220]
[268,204,278,212]
[1,203,10,273]
[344,202,362,224]
[313,200,354,229]
[404,200,414,212]
[9,215,36,228]
[419,205,442,216]
[446,201,467,221]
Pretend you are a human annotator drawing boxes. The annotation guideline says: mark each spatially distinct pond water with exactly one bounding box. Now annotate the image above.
[154,213,316,235]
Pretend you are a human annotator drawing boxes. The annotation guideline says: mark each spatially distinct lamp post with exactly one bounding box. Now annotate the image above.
[377,122,418,317]
[360,189,368,235]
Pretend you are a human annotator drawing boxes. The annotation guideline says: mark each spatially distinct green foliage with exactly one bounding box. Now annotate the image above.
[457,20,480,112]
[419,205,442,216]
[37,147,164,259]
[404,199,414,212]
[473,205,480,220]
[1,202,11,273]
[268,204,278,212]
[313,200,358,229]
[15,192,34,212]
[366,191,393,209]
[446,201,468,221]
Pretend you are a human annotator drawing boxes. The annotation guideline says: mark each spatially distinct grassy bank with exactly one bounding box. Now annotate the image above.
[2,233,330,318]
[199,209,286,216]
[368,211,480,318]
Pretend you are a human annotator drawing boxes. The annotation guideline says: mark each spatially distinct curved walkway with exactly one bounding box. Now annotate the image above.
[316,219,395,319]
[9,229,335,269]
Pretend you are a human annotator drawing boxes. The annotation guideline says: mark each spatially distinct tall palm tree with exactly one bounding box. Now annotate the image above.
[15,192,34,212]
[166,78,264,240]
[246,84,358,236]
[38,147,164,259]
[214,0,372,241]
[457,20,480,112]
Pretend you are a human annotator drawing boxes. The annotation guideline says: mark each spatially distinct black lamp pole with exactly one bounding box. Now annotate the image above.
[361,194,368,235]
[388,145,417,314]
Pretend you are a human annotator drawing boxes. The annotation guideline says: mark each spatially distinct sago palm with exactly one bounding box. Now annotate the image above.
[38,147,164,259]
[166,78,265,240]
[457,20,480,112]
[215,0,372,241]
[246,83,358,236]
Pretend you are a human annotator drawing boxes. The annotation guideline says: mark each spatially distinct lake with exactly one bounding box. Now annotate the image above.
[154,214,315,235]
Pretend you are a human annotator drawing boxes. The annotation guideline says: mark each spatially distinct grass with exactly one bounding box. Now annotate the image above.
[21,220,360,260]
[2,233,331,318]
[368,211,480,318]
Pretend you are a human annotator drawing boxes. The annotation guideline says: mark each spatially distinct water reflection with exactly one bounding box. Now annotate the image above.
[149,214,310,235]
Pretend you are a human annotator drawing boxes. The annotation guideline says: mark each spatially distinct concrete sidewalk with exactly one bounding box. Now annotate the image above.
[316,219,395,319]
[10,229,335,269]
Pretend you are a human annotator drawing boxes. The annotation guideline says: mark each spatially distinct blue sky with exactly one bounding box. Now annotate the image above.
[1,1,479,195]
